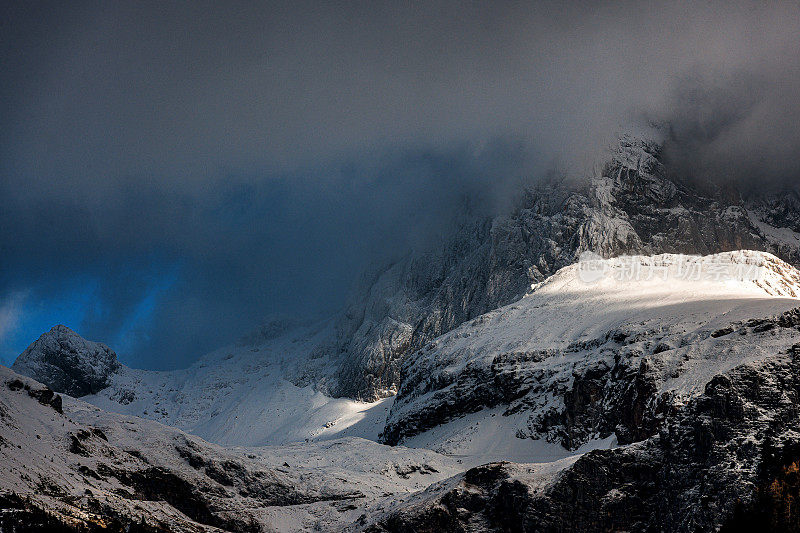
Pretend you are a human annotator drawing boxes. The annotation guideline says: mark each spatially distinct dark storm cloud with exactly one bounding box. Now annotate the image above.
[2,1,800,367]
[654,67,800,191]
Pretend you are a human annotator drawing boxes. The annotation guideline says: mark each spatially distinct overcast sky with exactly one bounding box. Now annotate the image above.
[2,1,800,368]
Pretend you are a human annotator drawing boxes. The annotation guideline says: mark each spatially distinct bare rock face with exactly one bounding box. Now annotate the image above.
[12,325,120,397]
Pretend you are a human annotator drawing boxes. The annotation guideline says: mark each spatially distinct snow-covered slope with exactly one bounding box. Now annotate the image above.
[0,365,462,532]
[384,251,800,457]
[80,319,393,447]
[12,318,395,447]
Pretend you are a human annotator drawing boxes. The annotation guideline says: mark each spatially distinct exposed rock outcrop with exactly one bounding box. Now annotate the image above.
[364,348,800,532]
[12,325,120,397]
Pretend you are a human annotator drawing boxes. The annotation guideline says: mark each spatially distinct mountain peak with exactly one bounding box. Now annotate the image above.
[11,325,120,397]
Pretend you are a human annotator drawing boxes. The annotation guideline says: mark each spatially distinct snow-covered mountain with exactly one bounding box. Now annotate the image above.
[329,136,800,401]
[13,136,800,448]
[357,251,800,531]
[8,250,800,531]
[18,137,800,411]
[382,251,800,454]
[10,136,800,531]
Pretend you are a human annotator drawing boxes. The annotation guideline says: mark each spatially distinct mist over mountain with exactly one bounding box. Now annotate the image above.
[2,1,800,369]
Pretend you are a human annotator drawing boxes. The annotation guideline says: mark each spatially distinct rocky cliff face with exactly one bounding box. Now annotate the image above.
[364,347,800,532]
[331,137,800,401]
[12,325,120,397]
